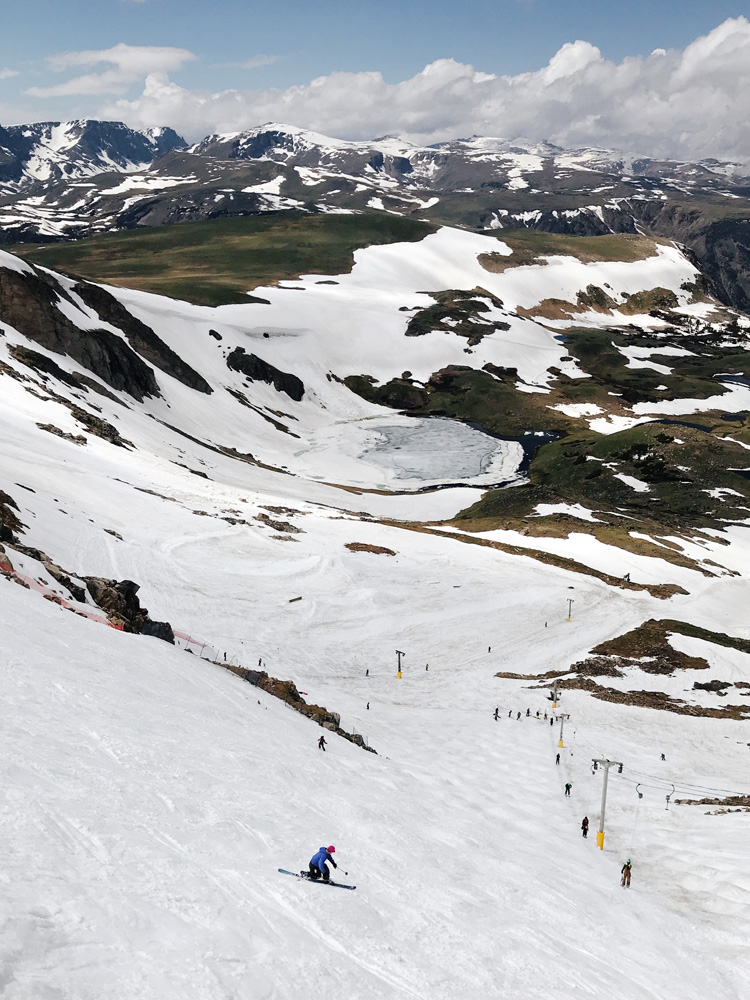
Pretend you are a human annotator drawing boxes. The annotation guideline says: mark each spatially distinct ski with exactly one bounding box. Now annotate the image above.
[278,868,356,890]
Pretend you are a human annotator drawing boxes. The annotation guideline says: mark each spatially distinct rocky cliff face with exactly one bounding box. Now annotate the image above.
[74,282,213,394]
[0,264,161,401]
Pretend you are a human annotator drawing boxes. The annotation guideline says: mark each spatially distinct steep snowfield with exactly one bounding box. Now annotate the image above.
[2,527,749,1000]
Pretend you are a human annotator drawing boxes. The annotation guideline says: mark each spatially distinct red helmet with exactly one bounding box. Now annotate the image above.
[327,845,336,853]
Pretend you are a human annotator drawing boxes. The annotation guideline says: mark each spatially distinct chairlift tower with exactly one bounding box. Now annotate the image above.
[396,649,405,679]
[555,713,570,748]
[592,758,623,850]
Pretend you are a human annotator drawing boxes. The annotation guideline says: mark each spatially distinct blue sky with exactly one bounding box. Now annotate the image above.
[3,0,748,93]
[1,1,750,159]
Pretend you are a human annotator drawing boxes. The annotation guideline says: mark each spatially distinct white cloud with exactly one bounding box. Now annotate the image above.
[241,55,278,70]
[0,69,18,81]
[28,18,750,163]
[26,43,195,98]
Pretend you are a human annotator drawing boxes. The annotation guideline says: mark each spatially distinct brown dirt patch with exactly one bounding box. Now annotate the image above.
[345,542,396,556]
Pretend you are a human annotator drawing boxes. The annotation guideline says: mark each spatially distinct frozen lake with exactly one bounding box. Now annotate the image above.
[296,415,526,490]
[361,416,524,485]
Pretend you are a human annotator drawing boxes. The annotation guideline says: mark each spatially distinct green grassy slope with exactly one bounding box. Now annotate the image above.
[15,212,436,307]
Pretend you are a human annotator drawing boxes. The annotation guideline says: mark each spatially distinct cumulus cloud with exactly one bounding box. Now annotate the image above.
[0,69,18,81]
[50,18,750,162]
[26,43,195,97]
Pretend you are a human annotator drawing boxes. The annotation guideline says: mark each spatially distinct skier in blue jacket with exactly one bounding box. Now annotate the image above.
[309,845,337,881]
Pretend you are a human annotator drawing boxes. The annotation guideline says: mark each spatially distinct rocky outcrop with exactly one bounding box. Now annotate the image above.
[0,490,24,543]
[0,265,159,401]
[3,535,174,642]
[7,344,122,401]
[81,576,174,641]
[344,373,428,410]
[67,406,133,448]
[226,664,376,752]
[226,347,304,401]
[140,620,176,643]
[74,282,212,394]
[36,423,87,446]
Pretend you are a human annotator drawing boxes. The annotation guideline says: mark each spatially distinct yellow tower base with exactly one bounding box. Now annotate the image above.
[597,831,604,850]
[558,738,564,748]
[397,671,401,679]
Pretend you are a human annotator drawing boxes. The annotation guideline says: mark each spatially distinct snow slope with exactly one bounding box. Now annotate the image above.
[2,525,749,1000]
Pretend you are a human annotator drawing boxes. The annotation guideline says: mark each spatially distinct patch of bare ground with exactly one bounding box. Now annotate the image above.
[495,668,570,680]
[559,679,750,719]
[591,620,710,673]
[345,542,396,555]
[499,622,750,697]
[517,299,579,321]
[517,285,678,322]
[255,512,302,534]
[260,505,307,517]
[592,617,750,661]
[477,232,663,274]
[675,795,750,808]
[495,619,750,718]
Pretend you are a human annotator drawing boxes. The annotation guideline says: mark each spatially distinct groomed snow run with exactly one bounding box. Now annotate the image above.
[2,555,749,1000]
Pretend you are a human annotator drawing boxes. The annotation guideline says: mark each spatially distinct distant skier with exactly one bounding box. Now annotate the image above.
[526,708,530,717]
[544,712,548,720]
[564,782,572,797]
[366,668,369,677]
[309,845,337,882]
[621,859,632,887]
[488,646,491,653]
[661,753,666,761]
[366,702,370,710]
[425,663,429,671]
[536,710,540,719]
[556,753,561,765]
[581,816,589,838]
[318,735,327,751]
[550,718,554,727]
[494,708,499,721]
[517,712,521,720]
[508,710,512,718]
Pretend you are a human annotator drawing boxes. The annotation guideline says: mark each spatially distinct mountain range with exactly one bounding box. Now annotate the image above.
[3,118,750,310]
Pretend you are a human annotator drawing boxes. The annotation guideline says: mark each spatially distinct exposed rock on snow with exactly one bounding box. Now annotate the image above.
[226,346,304,400]
[0,264,160,400]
